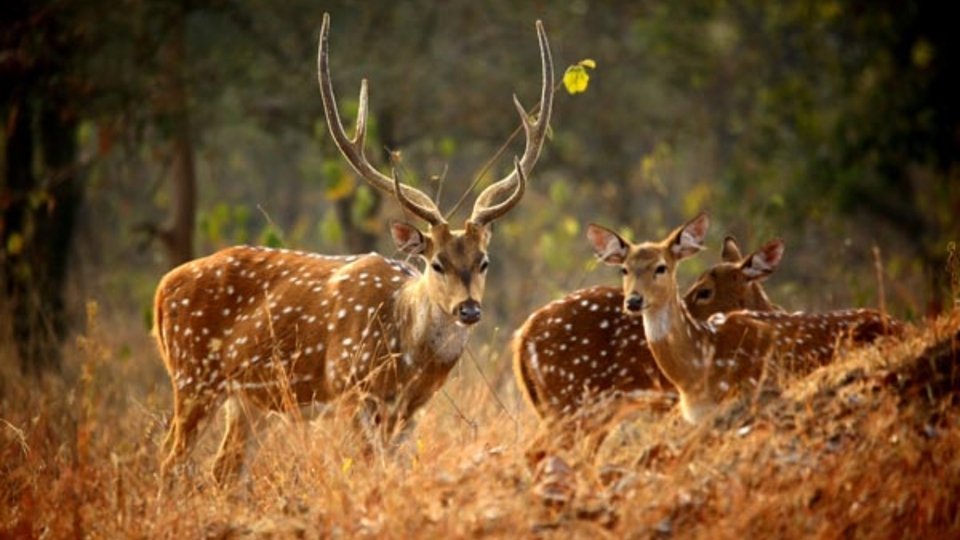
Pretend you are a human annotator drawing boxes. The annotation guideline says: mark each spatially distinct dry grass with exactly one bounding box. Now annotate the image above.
[2,306,958,539]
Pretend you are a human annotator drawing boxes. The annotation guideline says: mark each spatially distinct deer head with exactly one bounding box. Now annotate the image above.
[683,236,785,318]
[586,213,711,316]
[317,13,554,325]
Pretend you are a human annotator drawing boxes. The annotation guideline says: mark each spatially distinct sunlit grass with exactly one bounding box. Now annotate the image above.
[1,307,958,538]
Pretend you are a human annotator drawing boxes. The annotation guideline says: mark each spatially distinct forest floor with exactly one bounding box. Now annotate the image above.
[1,307,958,539]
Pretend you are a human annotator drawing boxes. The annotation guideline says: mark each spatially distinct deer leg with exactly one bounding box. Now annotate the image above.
[159,390,215,484]
[389,414,418,451]
[212,396,255,486]
[351,395,388,459]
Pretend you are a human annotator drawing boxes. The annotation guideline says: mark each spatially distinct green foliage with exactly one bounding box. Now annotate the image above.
[548,179,571,206]
[324,171,355,201]
[259,225,285,249]
[350,185,376,226]
[142,303,153,332]
[19,0,952,330]
[537,216,583,272]
[319,212,343,247]
[198,203,252,247]
[438,137,457,158]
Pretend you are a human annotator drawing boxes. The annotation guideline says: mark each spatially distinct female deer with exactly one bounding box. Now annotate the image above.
[513,235,785,422]
[587,214,902,422]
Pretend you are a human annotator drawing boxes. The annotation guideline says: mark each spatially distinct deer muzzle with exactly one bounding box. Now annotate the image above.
[457,299,482,325]
[625,293,644,314]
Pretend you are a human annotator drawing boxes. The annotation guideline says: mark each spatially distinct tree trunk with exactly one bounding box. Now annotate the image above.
[155,4,196,268]
[1,82,81,375]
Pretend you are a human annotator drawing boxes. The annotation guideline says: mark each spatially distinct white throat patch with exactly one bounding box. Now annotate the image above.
[643,306,672,343]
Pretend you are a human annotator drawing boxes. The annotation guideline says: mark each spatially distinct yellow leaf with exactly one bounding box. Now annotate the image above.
[342,457,353,474]
[563,65,590,95]
[6,233,24,255]
[578,58,597,69]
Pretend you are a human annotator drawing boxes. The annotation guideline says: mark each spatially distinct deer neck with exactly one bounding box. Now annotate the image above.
[642,290,712,393]
[746,282,781,312]
[395,278,471,367]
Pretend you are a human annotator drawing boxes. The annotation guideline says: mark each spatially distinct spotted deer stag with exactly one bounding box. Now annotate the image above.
[513,235,785,424]
[588,213,903,423]
[155,13,554,483]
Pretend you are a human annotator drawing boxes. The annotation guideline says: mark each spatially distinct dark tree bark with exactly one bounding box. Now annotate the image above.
[1,3,84,374]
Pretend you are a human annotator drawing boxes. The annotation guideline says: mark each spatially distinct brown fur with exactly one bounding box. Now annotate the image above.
[600,214,904,423]
[513,237,783,425]
[155,14,555,486]
[156,228,495,482]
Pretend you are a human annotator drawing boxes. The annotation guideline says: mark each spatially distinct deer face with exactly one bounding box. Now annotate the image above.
[392,221,492,325]
[684,236,785,318]
[588,213,710,316]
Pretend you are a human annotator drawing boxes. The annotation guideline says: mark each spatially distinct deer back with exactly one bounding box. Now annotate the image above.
[513,285,670,419]
[153,246,457,414]
[514,236,786,420]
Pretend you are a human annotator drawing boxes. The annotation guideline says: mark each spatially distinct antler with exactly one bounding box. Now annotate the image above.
[471,156,526,226]
[392,168,444,226]
[317,13,445,225]
[470,19,555,225]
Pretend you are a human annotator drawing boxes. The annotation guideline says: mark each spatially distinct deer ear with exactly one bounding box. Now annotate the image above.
[669,213,709,260]
[586,224,629,265]
[721,235,743,263]
[466,221,492,249]
[390,221,430,255]
[741,238,784,281]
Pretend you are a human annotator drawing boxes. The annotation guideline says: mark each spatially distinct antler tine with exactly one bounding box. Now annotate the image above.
[392,168,444,226]
[471,19,554,222]
[471,156,526,226]
[317,13,442,220]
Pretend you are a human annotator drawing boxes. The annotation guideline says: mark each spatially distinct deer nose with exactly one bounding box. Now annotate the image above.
[625,293,644,313]
[457,300,482,325]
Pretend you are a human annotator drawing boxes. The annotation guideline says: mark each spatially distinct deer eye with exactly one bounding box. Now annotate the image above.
[620,267,629,276]
[431,261,444,274]
[479,258,489,272]
[695,288,712,301]
[654,264,668,275]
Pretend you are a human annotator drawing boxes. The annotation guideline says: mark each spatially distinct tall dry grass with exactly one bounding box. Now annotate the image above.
[1,302,958,538]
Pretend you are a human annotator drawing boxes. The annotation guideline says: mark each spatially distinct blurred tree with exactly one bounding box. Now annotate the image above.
[704,0,960,314]
[134,0,197,268]
[4,0,957,376]
[1,1,85,373]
